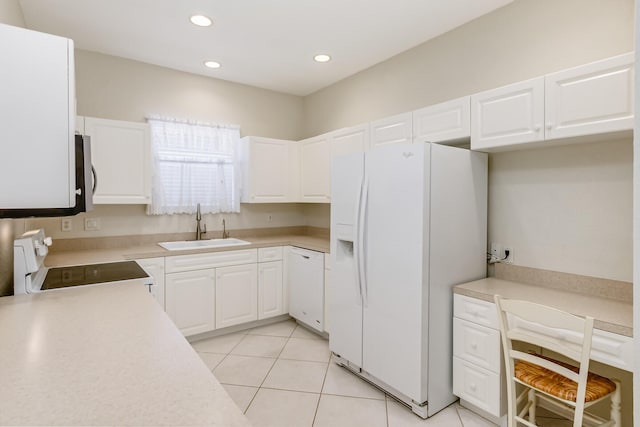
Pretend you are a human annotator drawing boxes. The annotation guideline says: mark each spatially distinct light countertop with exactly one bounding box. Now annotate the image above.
[45,234,330,267]
[454,277,632,337]
[0,282,250,426]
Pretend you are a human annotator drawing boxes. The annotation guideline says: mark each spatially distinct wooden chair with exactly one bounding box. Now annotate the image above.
[494,295,621,427]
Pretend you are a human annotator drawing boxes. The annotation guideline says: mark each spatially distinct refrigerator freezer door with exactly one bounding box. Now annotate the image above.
[329,152,365,366]
[361,143,429,402]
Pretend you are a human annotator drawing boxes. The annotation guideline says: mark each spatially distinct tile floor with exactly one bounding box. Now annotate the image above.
[192,319,570,427]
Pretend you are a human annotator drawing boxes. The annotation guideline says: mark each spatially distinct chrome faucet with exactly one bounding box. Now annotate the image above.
[222,218,230,239]
[195,203,207,240]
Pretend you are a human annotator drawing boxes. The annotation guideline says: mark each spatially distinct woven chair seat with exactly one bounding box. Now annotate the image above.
[514,356,616,403]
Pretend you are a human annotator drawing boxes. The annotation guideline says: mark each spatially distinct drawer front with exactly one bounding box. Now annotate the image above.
[509,315,633,372]
[453,318,501,373]
[166,249,258,273]
[258,246,283,262]
[453,356,502,417]
[454,294,499,329]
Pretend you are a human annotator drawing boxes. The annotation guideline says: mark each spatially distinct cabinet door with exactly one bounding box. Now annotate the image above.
[471,77,544,151]
[258,261,284,319]
[0,25,75,209]
[241,137,295,203]
[300,135,331,202]
[370,113,412,149]
[331,124,369,157]
[84,117,151,204]
[413,97,470,144]
[545,53,634,140]
[135,257,165,310]
[216,264,258,329]
[165,269,215,337]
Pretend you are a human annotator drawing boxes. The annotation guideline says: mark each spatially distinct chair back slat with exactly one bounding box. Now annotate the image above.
[499,298,586,333]
[507,330,583,362]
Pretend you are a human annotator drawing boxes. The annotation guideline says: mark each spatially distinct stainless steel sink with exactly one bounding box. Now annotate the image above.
[158,238,251,251]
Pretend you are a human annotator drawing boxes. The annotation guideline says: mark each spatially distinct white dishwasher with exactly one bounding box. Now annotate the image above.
[288,247,324,332]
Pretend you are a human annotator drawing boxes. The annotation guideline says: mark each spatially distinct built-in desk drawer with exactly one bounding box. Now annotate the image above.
[453,356,502,417]
[509,315,633,371]
[453,317,501,373]
[454,294,499,329]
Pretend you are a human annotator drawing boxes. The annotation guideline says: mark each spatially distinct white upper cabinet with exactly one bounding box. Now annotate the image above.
[471,77,545,151]
[370,113,412,149]
[300,133,331,203]
[413,97,470,144]
[83,117,152,204]
[0,24,76,210]
[331,124,369,157]
[545,53,634,140]
[240,136,299,203]
[471,53,634,152]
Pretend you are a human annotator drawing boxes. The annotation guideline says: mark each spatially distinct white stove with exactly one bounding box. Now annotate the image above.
[14,229,154,295]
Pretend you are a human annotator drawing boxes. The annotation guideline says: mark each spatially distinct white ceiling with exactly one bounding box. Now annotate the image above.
[18,0,512,96]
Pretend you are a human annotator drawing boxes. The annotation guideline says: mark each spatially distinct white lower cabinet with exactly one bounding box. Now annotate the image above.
[165,269,216,337]
[135,257,165,309]
[258,261,284,319]
[452,294,505,423]
[162,247,287,336]
[216,264,258,329]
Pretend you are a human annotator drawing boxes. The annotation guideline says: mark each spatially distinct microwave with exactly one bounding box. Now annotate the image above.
[0,135,94,218]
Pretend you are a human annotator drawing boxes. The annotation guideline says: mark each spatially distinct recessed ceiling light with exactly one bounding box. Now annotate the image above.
[314,54,331,63]
[204,60,221,69]
[190,15,212,27]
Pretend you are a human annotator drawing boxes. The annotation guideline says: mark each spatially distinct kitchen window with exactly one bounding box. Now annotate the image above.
[146,117,241,215]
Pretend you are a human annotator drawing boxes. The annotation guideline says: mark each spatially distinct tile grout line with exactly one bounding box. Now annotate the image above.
[242,324,298,416]
[311,350,332,427]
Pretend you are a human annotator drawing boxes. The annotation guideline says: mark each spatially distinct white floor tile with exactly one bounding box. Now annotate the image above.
[456,403,498,427]
[248,319,297,337]
[197,352,226,371]
[191,332,245,354]
[231,334,288,358]
[213,355,276,387]
[245,388,320,427]
[291,325,324,340]
[322,362,385,400]
[262,359,329,393]
[387,398,462,427]
[313,394,387,427]
[221,384,258,413]
[280,337,330,362]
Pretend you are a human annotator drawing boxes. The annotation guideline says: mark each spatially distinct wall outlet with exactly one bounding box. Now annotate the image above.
[490,242,502,259]
[61,218,72,232]
[503,247,513,264]
[84,217,101,231]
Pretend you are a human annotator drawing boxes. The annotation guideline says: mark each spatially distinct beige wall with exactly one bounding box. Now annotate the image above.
[0,0,24,27]
[302,0,634,282]
[75,50,304,140]
[303,0,634,137]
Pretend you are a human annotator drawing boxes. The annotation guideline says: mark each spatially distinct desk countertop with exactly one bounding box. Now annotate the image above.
[454,277,632,337]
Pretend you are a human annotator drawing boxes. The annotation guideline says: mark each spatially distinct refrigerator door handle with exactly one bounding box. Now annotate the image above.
[353,175,364,302]
[358,176,369,306]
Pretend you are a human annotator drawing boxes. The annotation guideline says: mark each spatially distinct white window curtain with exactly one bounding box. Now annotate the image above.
[146,117,241,215]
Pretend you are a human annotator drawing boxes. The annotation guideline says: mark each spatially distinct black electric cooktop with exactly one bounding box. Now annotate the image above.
[42,261,149,290]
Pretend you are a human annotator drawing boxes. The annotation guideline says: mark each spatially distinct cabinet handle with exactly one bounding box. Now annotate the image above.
[471,342,478,350]
[470,383,477,392]
[546,121,553,130]
[534,124,541,132]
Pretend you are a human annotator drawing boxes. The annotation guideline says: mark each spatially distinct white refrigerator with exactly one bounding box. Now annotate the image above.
[329,142,487,418]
